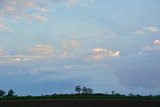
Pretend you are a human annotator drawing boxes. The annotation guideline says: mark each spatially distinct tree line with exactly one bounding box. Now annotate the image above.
[75,86,93,94]
[74,86,126,96]
[0,86,159,98]
[0,89,14,97]
[74,86,160,98]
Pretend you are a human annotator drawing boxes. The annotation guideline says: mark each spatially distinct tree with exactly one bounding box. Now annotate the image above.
[115,93,121,96]
[7,89,14,97]
[105,92,108,95]
[129,93,134,96]
[82,87,93,94]
[0,90,5,97]
[86,88,93,94]
[111,91,115,96]
[75,86,81,94]
[82,87,88,94]
[136,94,141,97]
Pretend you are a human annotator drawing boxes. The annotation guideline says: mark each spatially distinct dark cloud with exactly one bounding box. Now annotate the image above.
[114,46,160,88]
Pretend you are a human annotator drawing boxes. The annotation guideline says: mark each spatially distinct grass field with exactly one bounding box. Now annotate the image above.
[0,99,160,107]
[0,95,160,107]
[1,94,160,100]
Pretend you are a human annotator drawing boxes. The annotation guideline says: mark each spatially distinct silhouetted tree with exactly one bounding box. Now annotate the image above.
[75,86,81,94]
[82,87,93,94]
[0,90,5,97]
[112,91,115,96]
[105,92,108,95]
[115,93,121,96]
[82,87,87,94]
[129,93,134,96]
[86,88,93,94]
[7,89,14,97]
[136,94,141,97]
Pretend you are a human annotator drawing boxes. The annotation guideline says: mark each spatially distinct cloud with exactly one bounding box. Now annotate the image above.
[0,44,55,64]
[140,45,152,51]
[135,30,145,35]
[30,67,56,75]
[30,64,73,75]
[0,55,27,64]
[0,22,15,33]
[114,45,160,88]
[63,65,73,70]
[64,0,94,7]
[28,15,48,22]
[0,0,50,22]
[0,44,80,64]
[29,44,54,55]
[87,48,120,61]
[65,0,80,7]
[63,40,80,48]
[153,39,160,46]
[60,51,73,59]
[0,0,94,23]
[135,26,159,34]
[0,49,6,56]
[143,27,159,32]
[0,54,51,64]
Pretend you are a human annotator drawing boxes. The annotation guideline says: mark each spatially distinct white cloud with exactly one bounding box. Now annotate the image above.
[135,30,145,35]
[63,65,73,70]
[135,26,159,34]
[38,7,50,13]
[143,27,159,32]
[30,65,73,75]
[0,23,15,33]
[30,67,55,75]
[29,15,48,22]
[4,6,16,13]
[0,43,80,64]
[60,51,73,59]
[0,0,94,23]
[0,0,51,22]
[153,39,160,46]
[103,34,118,39]
[29,44,54,55]
[0,55,23,64]
[0,54,51,64]
[0,49,6,56]
[65,0,80,7]
[141,45,152,51]
[63,40,80,48]
[64,0,94,7]
[0,45,55,64]
[133,43,160,56]
[88,48,120,61]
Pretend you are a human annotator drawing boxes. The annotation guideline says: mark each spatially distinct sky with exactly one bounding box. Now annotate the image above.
[0,0,160,96]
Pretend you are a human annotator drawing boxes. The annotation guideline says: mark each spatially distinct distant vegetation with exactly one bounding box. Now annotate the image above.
[75,86,93,94]
[0,89,15,97]
[0,86,160,100]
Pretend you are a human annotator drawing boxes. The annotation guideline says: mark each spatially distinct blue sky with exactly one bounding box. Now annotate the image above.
[0,0,160,96]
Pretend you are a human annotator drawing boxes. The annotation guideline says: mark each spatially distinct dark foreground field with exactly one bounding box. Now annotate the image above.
[0,99,160,107]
